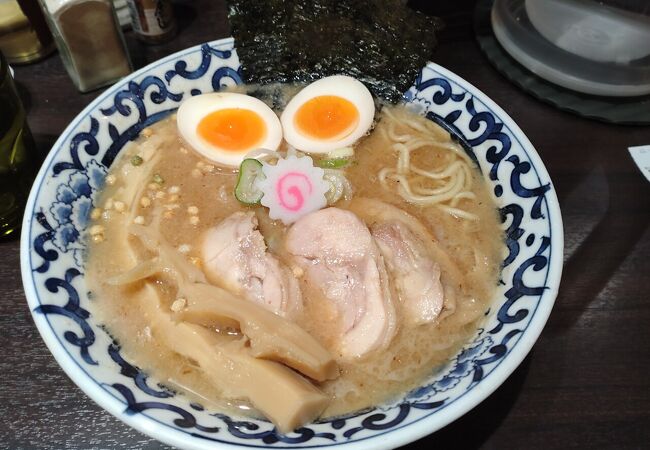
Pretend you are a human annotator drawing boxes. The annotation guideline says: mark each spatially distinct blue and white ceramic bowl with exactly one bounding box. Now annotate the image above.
[21,38,563,449]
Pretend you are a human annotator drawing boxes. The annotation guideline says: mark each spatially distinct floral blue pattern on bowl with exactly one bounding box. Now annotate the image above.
[21,37,563,450]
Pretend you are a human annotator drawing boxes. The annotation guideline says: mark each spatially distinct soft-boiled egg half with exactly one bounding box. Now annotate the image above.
[280,75,375,153]
[177,93,282,167]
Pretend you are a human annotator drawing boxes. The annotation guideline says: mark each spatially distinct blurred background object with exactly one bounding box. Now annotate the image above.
[0,50,42,239]
[475,0,650,124]
[526,0,650,65]
[38,0,132,92]
[0,0,55,64]
[113,0,132,27]
[491,0,650,97]
[126,0,177,44]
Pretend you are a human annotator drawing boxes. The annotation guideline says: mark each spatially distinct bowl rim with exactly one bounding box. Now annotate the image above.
[21,37,563,450]
[380,63,564,448]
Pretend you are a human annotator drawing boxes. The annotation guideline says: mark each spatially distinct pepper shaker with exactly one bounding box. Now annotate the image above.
[38,0,132,92]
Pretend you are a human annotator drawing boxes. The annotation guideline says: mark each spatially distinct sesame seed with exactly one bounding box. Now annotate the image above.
[105,174,116,185]
[191,169,202,178]
[187,205,199,215]
[189,216,199,226]
[168,185,180,194]
[189,256,201,267]
[140,197,151,208]
[92,234,104,243]
[196,161,205,169]
[202,164,215,173]
[171,298,187,312]
[163,211,174,219]
[178,244,191,254]
[179,147,188,154]
[155,191,166,199]
[164,204,180,210]
[134,216,145,225]
[167,194,179,203]
[142,127,153,138]
[113,201,125,212]
[147,182,159,190]
[90,208,102,220]
[104,198,114,210]
[89,224,105,235]
[217,185,229,201]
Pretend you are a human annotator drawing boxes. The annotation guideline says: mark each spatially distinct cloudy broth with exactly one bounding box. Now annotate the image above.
[86,105,504,420]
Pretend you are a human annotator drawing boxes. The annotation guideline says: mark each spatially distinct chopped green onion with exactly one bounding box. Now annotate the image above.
[315,147,354,169]
[234,159,265,205]
[131,155,143,166]
[152,173,164,185]
[316,158,350,169]
[327,146,354,159]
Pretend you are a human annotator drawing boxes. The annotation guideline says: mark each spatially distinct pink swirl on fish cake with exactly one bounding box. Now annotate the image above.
[277,172,313,212]
[257,155,329,224]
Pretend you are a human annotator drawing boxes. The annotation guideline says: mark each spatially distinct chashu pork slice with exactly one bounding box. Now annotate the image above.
[347,197,458,320]
[371,220,444,324]
[285,208,397,359]
[201,211,301,318]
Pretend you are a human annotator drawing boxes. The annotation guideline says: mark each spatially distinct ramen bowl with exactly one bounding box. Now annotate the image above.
[21,37,563,449]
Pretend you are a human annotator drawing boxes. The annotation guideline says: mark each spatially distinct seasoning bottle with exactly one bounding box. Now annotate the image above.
[126,0,176,44]
[38,0,132,92]
[0,50,43,238]
[0,0,55,64]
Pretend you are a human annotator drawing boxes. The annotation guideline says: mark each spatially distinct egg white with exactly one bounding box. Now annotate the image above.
[280,75,375,154]
[176,92,283,167]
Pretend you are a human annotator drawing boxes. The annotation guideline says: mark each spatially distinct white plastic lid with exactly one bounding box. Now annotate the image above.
[491,0,650,97]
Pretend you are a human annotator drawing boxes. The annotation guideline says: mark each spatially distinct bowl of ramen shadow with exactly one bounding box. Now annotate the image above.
[21,37,563,449]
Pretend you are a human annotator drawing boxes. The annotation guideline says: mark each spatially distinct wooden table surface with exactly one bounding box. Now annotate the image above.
[2,1,649,448]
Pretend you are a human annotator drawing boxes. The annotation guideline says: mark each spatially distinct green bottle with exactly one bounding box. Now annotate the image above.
[0,50,41,239]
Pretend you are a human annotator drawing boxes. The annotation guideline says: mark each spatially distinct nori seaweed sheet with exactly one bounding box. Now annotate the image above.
[227,0,443,103]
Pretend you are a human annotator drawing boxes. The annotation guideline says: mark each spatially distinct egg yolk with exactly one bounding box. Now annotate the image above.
[294,95,359,140]
[197,108,267,152]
